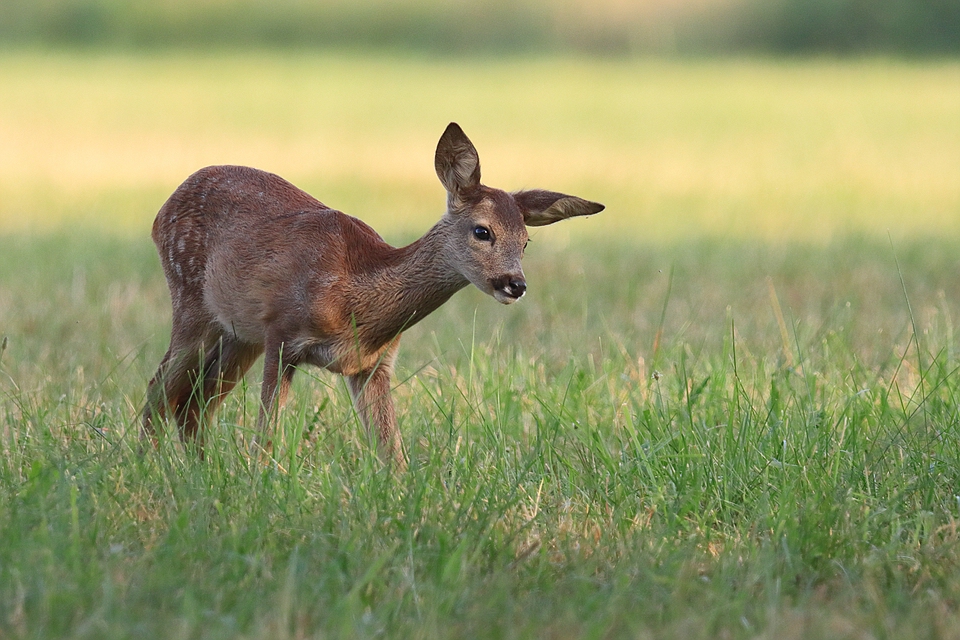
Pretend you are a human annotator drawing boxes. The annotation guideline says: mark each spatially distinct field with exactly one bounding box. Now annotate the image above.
[2,52,960,638]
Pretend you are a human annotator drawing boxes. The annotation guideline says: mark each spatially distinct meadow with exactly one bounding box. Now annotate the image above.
[2,52,960,638]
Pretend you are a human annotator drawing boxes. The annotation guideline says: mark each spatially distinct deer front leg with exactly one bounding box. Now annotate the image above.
[254,338,297,453]
[347,346,406,468]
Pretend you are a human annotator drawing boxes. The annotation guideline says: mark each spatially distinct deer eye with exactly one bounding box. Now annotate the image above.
[473,226,492,242]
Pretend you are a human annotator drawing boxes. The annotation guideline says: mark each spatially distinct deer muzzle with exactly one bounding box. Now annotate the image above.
[491,275,527,304]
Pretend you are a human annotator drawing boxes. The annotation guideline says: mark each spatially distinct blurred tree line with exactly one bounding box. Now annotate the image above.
[1,0,958,55]
[729,0,960,54]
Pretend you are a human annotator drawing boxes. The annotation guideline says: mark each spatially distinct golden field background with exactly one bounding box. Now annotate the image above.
[1,52,958,244]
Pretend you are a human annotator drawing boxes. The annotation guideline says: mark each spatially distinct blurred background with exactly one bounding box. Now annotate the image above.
[0,1,958,242]
[2,0,959,55]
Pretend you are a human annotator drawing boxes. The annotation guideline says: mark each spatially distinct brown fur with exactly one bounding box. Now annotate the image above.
[142,123,604,466]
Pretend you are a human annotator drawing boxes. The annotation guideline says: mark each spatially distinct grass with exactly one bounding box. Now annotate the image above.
[5,233,960,638]
[3,52,960,638]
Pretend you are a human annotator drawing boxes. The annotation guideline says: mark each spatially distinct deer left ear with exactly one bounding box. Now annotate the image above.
[513,190,605,227]
[435,123,481,200]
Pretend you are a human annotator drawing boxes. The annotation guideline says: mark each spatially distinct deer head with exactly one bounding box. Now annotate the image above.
[434,123,604,304]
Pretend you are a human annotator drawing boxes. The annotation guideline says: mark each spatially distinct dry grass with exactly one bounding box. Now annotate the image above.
[1,52,958,242]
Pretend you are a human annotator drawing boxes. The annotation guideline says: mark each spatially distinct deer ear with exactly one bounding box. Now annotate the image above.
[513,190,605,227]
[435,123,481,199]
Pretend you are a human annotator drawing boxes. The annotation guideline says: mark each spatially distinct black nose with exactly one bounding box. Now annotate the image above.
[507,279,526,298]
[492,275,527,299]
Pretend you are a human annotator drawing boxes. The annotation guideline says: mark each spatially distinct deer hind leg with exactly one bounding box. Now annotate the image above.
[253,337,299,453]
[141,318,218,449]
[183,335,262,451]
[143,220,214,449]
[142,317,260,454]
[141,345,176,446]
[347,345,406,468]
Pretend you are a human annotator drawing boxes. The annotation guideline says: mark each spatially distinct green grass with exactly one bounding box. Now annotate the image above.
[3,52,960,638]
[4,233,960,638]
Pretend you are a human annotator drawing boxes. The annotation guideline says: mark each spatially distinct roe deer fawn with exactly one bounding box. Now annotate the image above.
[142,123,603,465]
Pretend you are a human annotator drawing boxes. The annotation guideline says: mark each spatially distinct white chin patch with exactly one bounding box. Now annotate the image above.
[494,289,522,305]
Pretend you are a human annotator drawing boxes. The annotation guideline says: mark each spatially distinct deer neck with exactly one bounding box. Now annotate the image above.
[355,217,468,347]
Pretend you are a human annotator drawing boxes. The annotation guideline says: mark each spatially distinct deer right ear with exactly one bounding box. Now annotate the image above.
[514,190,605,227]
[435,123,481,202]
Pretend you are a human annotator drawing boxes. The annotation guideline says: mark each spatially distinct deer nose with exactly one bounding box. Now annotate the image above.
[491,274,527,300]
[507,278,527,298]
[498,277,526,299]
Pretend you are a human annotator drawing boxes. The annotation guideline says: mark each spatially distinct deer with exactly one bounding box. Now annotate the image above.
[141,122,604,466]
